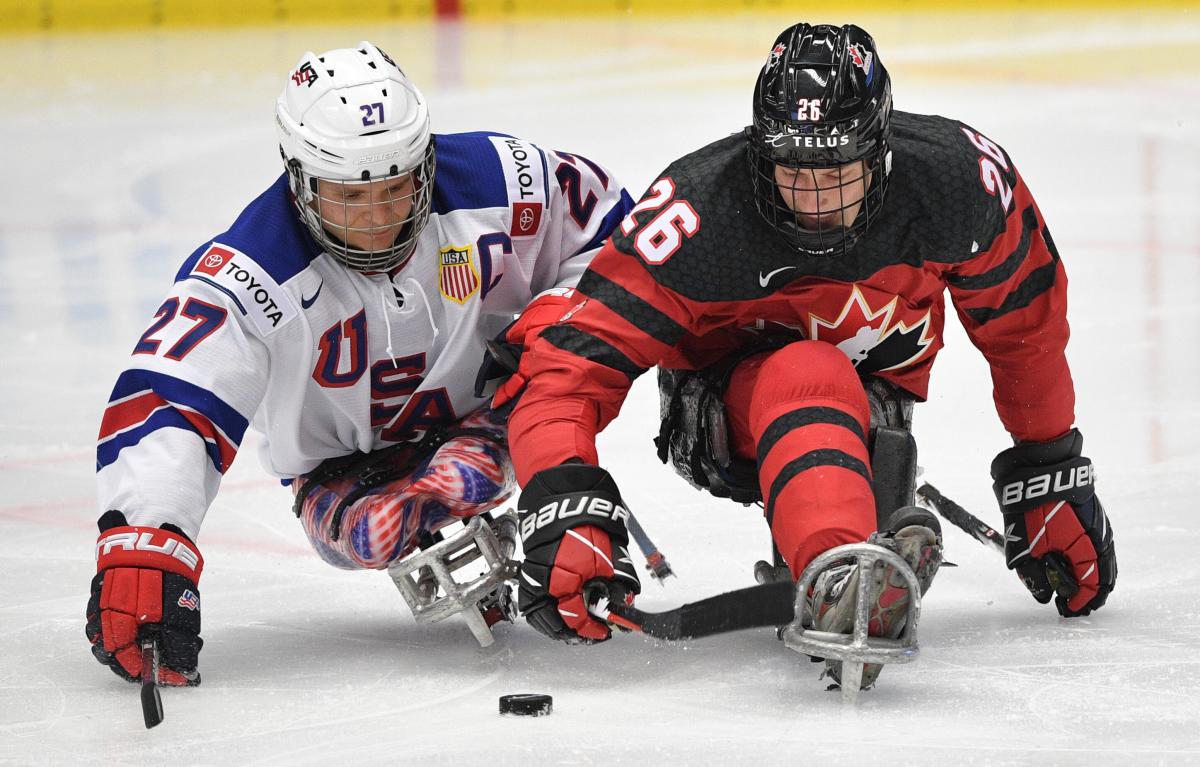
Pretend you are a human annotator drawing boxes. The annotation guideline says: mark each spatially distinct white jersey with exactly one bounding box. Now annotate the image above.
[97,131,633,540]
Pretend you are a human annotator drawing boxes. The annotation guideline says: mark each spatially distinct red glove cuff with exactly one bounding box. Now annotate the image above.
[95,525,204,582]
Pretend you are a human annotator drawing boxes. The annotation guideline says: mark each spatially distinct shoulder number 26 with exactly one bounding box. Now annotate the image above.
[619,178,700,265]
[962,127,1013,213]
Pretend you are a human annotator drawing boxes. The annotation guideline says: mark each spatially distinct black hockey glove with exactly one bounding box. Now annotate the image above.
[517,463,641,643]
[85,510,203,685]
[991,429,1116,617]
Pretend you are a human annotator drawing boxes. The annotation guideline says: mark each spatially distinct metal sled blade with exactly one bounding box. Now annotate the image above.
[781,542,925,704]
[387,512,519,647]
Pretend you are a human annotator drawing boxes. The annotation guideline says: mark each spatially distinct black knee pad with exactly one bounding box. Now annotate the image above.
[654,336,802,503]
[655,356,921,519]
[864,378,918,528]
[655,365,762,505]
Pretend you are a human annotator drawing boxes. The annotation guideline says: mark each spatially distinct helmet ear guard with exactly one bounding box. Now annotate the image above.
[387,512,520,647]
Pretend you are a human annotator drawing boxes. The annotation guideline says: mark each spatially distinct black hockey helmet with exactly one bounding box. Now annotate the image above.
[748,23,893,257]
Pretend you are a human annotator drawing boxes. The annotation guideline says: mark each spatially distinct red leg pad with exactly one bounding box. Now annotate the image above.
[726,341,876,578]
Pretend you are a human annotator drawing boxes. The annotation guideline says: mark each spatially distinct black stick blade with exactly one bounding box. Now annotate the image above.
[612,580,796,640]
[141,680,163,729]
[140,639,164,729]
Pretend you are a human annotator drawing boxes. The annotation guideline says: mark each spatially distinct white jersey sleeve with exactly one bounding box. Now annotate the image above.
[96,255,273,540]
[480,134,634,301]
[96,137,634,545]
[541,147,634,292]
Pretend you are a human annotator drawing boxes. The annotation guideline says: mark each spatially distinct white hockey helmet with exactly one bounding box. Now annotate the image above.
[275,42,435,272]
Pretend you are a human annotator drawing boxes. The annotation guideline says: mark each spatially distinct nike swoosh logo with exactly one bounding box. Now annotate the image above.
[758,266,796,287]
[300,281,323,309]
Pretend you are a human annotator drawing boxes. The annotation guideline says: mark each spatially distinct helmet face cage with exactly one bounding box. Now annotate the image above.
[276,42,435,273]
[288,142,436,273]
[748,24,893,257]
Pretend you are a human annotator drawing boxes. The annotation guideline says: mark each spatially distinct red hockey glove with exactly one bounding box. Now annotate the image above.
[991,429,1117,617]
[85,510,204,685]
[516,463,641,643]
[474,289,576,406]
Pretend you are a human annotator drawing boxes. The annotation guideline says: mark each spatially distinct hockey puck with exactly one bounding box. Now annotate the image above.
[499,693,553,716]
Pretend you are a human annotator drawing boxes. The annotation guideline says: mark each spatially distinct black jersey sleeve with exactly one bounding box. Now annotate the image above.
[943,124,1075,442]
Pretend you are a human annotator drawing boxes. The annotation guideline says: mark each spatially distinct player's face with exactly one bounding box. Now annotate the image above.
[313,174,418,253]
[774,161,869,231]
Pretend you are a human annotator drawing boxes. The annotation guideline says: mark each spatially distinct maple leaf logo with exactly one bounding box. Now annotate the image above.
[808,286,934,375]
[766,42,786,69]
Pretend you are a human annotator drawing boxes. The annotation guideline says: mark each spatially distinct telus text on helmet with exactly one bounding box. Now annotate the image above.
[767,133,852,149]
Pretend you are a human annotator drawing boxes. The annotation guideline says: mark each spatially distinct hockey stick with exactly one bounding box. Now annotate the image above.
[140,638,164,729]
[625,511,675,582]
[915,482,1004,554]
[916,482,1086,598]
[592,484,1003,642]
[590,485,1005,642]
[592,579,796,641]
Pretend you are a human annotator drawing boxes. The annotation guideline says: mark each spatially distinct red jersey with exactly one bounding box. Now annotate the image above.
[508,111,1074,484]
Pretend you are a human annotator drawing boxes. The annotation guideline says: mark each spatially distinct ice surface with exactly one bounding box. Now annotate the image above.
[2,11,1198,765]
